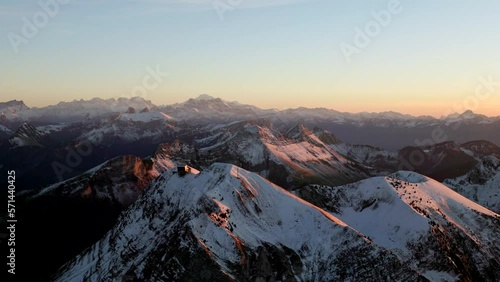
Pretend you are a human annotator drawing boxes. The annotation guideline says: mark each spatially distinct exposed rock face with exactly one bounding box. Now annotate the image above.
[31,155,163,206]
[444,156,500,213]
[16,154,173,281]
[9,123,46,147]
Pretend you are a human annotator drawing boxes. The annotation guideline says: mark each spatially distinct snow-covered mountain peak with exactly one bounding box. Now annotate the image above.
[184,96,227,107]
[384,172,494,211]
[159,96,274,122]
[0,100,30,120]
[359,111,415,120]
[460,110,478,118]
[0,99,29,110]
[55,96,154,109]
[193,120,369,187]
[0,97,158,122]
[442,110,489,122]
[193,94,217,101]
[55,163,425,281]
[299,172,500,281]
[389,171,429,183]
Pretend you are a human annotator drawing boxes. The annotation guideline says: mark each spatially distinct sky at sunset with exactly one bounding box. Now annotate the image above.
[1,0,500,117]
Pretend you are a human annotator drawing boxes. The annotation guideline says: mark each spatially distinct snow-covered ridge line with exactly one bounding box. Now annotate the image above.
[298,170,500,281]
[54,163,424,281]
[2,95,500,123]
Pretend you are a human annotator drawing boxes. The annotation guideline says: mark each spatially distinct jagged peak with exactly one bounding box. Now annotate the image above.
[442,110,488,120]
[9,122,45,147]
[14,122,43,136]
[185,96,224,104]
[52,96,154,107]
[0,99,30,109]
[284,123,311,139]
[312,126,342,145]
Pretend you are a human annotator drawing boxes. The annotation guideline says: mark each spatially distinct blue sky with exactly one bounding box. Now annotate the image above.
[1,0,500,116]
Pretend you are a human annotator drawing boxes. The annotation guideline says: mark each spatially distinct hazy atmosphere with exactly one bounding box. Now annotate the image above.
[2,1,500,281]
[2,0,500,116]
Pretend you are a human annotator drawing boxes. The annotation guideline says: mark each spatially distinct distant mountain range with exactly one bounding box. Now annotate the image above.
[2,95,499,281]
[2,95,499,125]
[1,95,499,190]
[2,95,500,151]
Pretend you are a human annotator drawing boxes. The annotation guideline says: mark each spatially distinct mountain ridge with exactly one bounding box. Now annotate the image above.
[297,170,500,281]
[53,163,426,281]
[54,164,500,281]
[2,95,499,121]
[2,95,499,151]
